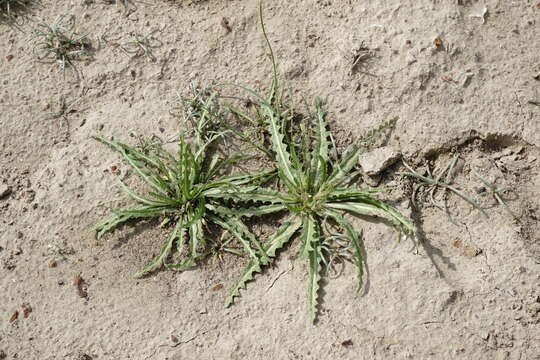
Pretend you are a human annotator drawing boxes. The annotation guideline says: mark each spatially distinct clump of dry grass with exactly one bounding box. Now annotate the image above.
[32,14,92,77]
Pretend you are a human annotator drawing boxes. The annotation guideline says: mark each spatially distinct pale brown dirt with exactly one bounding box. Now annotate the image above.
[1,1,539,359]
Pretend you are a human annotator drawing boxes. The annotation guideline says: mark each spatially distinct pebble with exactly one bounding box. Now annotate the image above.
[0,184,11,199]
[359,146,401,176]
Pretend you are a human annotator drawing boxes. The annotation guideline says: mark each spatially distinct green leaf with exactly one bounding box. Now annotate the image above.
[299,215,319,259]
[231,203,288,218]
[213,187,291,204]
[95,204,167,239]
[118,182,171,207]
[94,136,170,195]
[310,98,330,187]
[225,216,302,307]
[95,215,130,240]
[188,216,204,259]
[307,245,322,323]
[224,259,262,307]
[323,208,363,292]
[135,219,184,278]
[209,214,265,262]
[265,105,298,189]
[264,216,303,257]
[325,201,415,234]
[328,187,391,203]
[226,216,270,262]
[324,146,360,191]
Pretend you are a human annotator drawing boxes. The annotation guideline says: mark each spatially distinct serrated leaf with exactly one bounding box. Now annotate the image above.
[310,98,330,187]
[224,259,262,307]
[225,216,302,307]
[299,215,319,259]
[95,215,130,240]
[95,204,166,239]
[325,201,415,234]
[265,105,298,189]
[135,219,184,278]
[94,136,170,195]
[307,245,322,323]
[209,214,264,262]
[225,216,270,262]
[118,182,171,207]
[324,146,360,191]
[188,216,203,259]
[233,203,288,218]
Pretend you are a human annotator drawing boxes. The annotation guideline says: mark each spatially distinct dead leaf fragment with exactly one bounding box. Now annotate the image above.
[9,311,19,323]
[211,284,223,291]
[22,304,32,318]
[341,339,353,347]
[74,275,88,298]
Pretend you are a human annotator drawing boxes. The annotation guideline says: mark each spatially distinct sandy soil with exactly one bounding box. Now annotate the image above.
[1,0,539,359]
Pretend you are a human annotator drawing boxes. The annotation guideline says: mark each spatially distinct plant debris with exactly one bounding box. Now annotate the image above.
[341,339,354,347]
[74,274,88,298]
[9,311,19,323]
[22,303,32,318]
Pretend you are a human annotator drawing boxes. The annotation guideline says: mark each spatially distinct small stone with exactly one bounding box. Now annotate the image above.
[359,146,401,176]
[362,174,381,187]
[461,73,473,88]
[463,245,482,257]
[0,184,11,199]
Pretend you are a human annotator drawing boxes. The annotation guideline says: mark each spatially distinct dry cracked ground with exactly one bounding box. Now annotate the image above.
[1,0,539,359]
